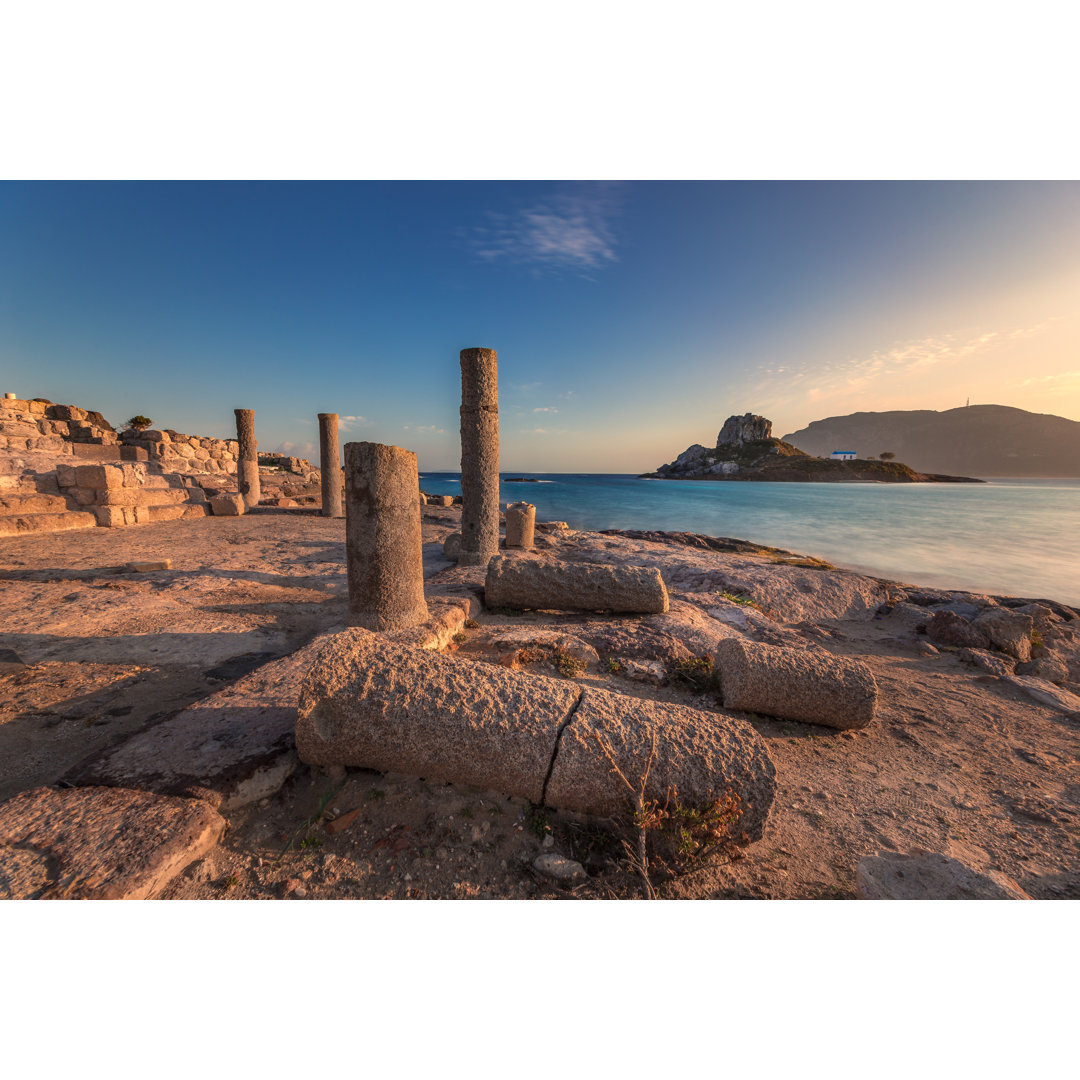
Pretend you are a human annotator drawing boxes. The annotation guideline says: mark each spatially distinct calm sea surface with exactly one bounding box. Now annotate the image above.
[419,474,1080,607]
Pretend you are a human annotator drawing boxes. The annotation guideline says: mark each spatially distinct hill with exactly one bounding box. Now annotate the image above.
[782,405,1080,477]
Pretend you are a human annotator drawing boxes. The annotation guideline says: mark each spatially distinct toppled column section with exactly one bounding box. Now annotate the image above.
[504,501,535,549]
[318,413,343,518]
[458,347,500,567]
[234,408,260,509]
[485,554,669,614]
[295,630,776,840]
[344,441,429,632]
[714,638,877,729]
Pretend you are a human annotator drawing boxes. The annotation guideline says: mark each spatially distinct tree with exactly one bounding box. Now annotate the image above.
[127,415,152,431]
[879,451,895,461]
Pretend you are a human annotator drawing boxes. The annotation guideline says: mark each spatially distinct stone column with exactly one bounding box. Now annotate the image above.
[318,413,343,517]
[234,409,260,509]
[504,501,535,549]
[458,347,499,567]
[344,441,429,632]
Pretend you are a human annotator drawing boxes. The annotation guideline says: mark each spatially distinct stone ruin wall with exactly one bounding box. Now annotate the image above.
[0,398,120,456]
[120,428,240,475]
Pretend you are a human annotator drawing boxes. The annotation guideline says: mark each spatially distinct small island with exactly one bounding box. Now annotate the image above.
[642,413,983,483]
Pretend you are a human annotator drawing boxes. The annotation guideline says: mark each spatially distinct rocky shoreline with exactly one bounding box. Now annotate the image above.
[2,502,1078,900]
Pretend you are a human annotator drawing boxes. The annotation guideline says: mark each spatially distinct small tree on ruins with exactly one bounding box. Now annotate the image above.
[879,451,895,461]
[127,415,152,431]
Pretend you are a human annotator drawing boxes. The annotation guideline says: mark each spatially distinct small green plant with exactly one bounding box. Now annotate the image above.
[367,787,386,801]
[879,451,895,461]
[553,650,586,678]
[223,874,239,889]
[526,806,550,839]
[126,415,152,431]
[719,591,755,607]
[452,631,466,644]
[461,806,474,820]
[1031,629,1044,649]
[606,657,622,674]
[277,776,347,861]
[464,618,479,629]
[669,655,714,693]
[299,836,324,850]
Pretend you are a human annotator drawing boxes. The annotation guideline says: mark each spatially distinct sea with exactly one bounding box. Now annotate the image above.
[418,473,1080,607]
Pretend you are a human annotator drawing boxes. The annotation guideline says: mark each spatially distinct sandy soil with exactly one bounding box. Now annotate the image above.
[1,507,1077,899]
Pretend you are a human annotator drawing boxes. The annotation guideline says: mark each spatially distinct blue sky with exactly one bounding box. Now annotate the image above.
[2,180,1078,471]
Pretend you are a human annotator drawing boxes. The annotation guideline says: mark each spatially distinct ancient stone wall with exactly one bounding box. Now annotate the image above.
[120,428,239,475]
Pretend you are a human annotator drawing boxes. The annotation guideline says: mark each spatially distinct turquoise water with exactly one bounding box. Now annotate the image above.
[419,474,1080,606]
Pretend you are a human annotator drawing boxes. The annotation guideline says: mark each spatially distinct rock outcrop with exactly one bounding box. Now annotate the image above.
[717,413,772,446]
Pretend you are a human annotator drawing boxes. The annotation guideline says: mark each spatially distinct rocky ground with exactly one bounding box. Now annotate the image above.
[1,504,1077,899]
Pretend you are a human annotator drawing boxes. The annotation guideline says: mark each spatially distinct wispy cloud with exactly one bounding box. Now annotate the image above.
[466,187,620,272]
[280,441,314,457]
[338,415,367,432]
[403,424,447,436]
[533,406,558,414]
[1019,369,1080,389]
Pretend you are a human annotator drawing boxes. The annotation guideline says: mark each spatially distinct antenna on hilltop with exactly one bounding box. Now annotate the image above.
[966,397,970,407]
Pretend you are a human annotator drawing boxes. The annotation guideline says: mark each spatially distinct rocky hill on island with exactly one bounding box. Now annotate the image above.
[782,405,1080,478]
[645,413,981,483]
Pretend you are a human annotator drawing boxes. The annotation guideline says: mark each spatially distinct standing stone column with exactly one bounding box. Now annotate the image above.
[459,347,499,567]
[234,409,260,509]
[318,413,343,518]
[344,441,429,632]
[504,501,535,549]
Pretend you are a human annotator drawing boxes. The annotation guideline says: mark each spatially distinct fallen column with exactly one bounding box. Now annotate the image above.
[458,347,500,567]
[485,554,669,614]
[714,638,877,729]
[318,413,343,517]
[504,501,535,549]
[344,441,429,632]
[296,630,776,839]
[234,408,260,509]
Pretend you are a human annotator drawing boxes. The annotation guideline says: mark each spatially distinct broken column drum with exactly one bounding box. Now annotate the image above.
[504,501,535,549]
[234,409,260,509]
[458,347,500,567]
[318,413,343,517]
[344,441,430,632]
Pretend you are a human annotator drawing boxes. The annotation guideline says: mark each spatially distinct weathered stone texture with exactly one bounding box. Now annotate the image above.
[545,687,776,841]
[318,413,343,518]
[972,607,1033,662]
[344,442,429,632]
[0,786,224,899]
[505,501,535,549]
[458,347,500,566]
[485,554,669,614]
[209,494,246,516]
[856,852,1030,900]
[715,637,877,729]
[297,630,578,803]
[234,409,260,508]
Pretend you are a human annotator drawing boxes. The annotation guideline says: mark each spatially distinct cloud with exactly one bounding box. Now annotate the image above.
[338,415,367,432]
[532,406,558,414]
[467,187,619,271]
[1019,369,1080,389]
[280,441,314,457]
[403,424,447,435]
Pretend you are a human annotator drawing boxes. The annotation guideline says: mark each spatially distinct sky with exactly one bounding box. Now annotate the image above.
[1,180,1078,472]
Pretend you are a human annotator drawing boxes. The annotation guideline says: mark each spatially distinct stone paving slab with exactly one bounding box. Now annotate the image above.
[61,631,343,810]
[0,785,224,899]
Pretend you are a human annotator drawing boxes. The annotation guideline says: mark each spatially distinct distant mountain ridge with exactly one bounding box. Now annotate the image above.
[782,405,1080,478]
